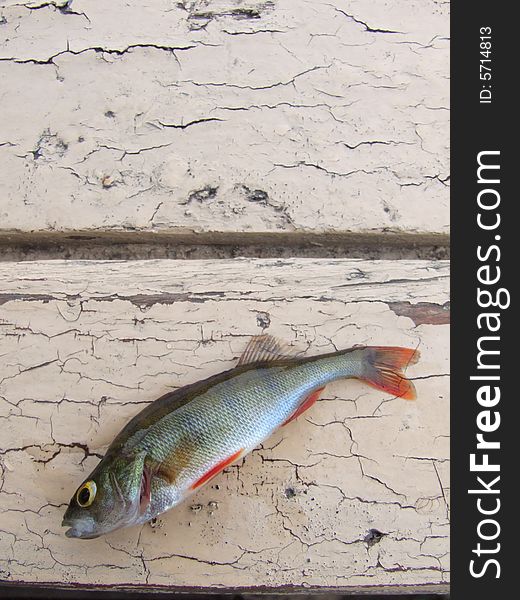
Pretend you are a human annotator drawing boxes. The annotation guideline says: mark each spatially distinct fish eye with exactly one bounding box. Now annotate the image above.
[76,480,97,507]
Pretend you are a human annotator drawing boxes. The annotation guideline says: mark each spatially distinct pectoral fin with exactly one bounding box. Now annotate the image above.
[139,462,153,514]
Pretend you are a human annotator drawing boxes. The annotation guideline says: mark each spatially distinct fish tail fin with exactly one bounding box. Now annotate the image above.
[359,346,420,400]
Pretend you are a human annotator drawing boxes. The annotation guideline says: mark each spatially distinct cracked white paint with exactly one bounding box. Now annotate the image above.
[0,259,449,590]
[0,0,449,238]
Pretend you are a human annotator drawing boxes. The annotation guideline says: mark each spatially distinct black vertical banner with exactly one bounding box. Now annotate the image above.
[451,3,513,598]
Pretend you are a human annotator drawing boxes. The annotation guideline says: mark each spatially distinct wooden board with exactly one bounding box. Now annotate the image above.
[0,0,449,242]
[0,259,449,591]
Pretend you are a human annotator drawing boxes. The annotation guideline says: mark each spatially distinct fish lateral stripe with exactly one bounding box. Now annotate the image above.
[282,387,325,426]
[190,449,244,490]
[362,346,419,400]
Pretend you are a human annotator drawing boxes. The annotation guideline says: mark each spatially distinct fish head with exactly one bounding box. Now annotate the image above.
[62,451,147,539]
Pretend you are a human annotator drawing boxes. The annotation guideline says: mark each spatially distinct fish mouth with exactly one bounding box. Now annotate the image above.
[62,517,100,540]
[64,527,81,539]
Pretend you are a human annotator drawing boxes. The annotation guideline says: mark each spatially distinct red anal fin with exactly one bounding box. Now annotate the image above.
[190,449,244,491]
[139,463,153,514]
[282,387,325,427]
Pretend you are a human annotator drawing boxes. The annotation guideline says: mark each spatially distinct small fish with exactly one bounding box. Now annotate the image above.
[62,335,419,539]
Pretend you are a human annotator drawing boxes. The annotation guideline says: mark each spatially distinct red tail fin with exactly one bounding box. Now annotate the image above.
[361,346,419,400]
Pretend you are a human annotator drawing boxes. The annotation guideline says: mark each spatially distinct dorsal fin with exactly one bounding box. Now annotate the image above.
[237,334,296,366]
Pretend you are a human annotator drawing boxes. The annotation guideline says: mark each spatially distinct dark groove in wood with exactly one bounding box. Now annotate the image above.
[0,231,450,261]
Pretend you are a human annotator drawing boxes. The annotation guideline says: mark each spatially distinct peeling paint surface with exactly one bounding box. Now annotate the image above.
[0,259,449,589]
[388,301,450,326]
[0,0,449,237]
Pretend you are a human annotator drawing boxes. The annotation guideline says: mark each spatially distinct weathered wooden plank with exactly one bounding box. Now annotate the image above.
[0,259,449,590]
[0,0,449,241]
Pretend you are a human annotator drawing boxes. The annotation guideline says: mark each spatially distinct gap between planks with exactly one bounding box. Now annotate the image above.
[0,231,450,262]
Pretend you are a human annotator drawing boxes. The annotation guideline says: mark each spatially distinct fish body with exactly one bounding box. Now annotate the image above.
[62,336,419,539]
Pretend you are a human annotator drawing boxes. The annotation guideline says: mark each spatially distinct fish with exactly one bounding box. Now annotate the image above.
[62,335,419,539]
